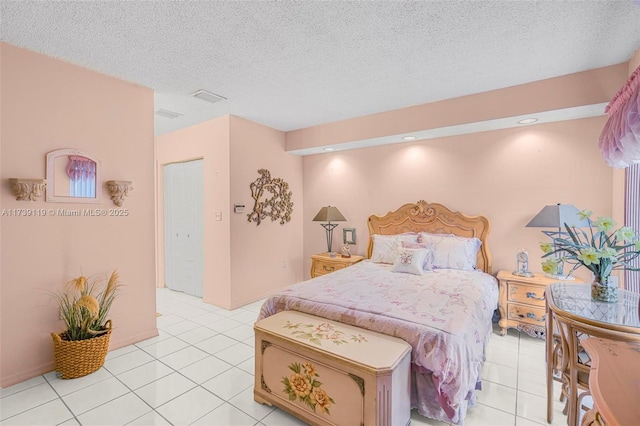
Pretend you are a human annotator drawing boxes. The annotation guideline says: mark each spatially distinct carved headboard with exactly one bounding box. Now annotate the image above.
[367,200,492,274]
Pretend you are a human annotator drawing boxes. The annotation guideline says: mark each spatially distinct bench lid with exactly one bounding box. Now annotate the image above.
[255,311,411,370]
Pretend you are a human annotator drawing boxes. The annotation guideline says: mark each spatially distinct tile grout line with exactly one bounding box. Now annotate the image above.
[108,344,223,425]
[43,372,82,426]
[129,321,264,425]
[147,358,260,423]
[108,369,174,426]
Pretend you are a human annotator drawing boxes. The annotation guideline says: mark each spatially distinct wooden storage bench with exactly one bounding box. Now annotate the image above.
[254,311,411,426]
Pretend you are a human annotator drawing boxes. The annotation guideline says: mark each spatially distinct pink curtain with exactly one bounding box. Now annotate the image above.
[598,65,640,168]
[66,155,96,197]
[66,155,96,180]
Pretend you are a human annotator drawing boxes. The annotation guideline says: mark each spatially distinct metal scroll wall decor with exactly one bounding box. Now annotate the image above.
[247,169,293,225]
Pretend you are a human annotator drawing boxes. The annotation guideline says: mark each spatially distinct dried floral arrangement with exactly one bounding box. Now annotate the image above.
[53,271,120,341]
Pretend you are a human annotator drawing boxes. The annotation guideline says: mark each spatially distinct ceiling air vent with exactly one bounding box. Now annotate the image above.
[155,109,183,119]
[192,89,227,104]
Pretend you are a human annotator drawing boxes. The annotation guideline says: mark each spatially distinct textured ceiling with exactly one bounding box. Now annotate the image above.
[2,1,640,136]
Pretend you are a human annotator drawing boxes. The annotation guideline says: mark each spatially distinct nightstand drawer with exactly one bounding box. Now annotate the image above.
[507,304,546,326]
[507,282,546,307]
[497,270,583,338]
[310,254,364,278]
[312,260,349,277]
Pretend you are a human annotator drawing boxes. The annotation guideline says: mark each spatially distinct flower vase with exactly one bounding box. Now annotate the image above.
[591,277,618,303]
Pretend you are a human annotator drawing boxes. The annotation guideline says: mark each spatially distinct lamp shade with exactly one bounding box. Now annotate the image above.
[526,204,590,229]
[312,206,346,223]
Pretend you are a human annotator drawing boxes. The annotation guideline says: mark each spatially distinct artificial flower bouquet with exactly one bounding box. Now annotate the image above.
[540,210,640,302]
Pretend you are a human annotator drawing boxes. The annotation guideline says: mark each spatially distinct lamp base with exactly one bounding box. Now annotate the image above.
[513,271,534,278]
[544,273,575,281]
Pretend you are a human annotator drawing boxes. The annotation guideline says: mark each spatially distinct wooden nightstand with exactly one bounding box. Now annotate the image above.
[497,270,583,338]
[310,253,364,278]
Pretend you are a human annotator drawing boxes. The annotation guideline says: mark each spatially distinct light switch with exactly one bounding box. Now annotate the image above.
[215,211,222,221]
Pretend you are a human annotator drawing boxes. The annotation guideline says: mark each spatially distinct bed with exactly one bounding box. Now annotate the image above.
[258,200,499,425]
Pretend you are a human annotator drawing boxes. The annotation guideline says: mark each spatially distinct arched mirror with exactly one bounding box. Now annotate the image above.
[46,149,102,203]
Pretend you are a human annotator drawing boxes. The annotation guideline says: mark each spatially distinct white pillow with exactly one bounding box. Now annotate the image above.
[401,241,434,271]
[418,232,481,271]
[391,247,430,275]
[370,233,419,264]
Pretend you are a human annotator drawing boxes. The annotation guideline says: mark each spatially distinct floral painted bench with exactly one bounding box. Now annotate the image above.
[254,311,411,426]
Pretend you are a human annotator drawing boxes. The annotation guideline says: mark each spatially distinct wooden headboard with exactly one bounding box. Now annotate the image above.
[367,200,492,274]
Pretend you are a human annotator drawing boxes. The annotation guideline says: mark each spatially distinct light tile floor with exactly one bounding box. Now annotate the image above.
[0,288,575,425]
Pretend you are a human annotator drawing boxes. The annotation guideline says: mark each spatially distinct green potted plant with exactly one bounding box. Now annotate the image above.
[51,270,120,379]
[540,211,640,302]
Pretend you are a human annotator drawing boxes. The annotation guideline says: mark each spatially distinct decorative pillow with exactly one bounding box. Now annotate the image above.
[370,233,419,264]
[417,232,452,244]
[418,232,481,271]
[391,247,430,275]
[401,241,434,271]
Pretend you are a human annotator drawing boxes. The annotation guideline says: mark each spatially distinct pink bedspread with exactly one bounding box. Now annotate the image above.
[258,261,499,425]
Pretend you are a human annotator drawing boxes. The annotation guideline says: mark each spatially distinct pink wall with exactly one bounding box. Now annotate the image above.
[156,115,303,309]
[296,61,630,282]
[630,49,640,73]
[155,116,232,307]
[229,116,304,307]
[302,117,612,282]
[287,64,628,151]
[0,43,157,387]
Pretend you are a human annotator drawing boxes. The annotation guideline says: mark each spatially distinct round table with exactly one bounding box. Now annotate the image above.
[545,283,640,426]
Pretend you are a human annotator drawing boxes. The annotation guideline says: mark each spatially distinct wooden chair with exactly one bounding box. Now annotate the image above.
[581,338,640,426]
[550,311,640,426]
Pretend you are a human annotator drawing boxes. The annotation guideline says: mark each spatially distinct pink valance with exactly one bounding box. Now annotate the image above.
[66,155,96,180]
[598,64,640,168]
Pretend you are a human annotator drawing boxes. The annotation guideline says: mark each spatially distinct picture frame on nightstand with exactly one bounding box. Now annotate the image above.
[343,227,356,245]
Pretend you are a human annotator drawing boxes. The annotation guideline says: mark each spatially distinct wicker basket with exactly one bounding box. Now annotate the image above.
[51,320,112,379]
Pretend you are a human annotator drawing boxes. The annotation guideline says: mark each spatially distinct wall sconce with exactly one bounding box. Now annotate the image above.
[312,206,346,253]
[9,178,47,201]
[106,180,133,206]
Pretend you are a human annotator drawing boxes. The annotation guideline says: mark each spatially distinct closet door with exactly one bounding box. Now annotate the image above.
[164,159,204,297]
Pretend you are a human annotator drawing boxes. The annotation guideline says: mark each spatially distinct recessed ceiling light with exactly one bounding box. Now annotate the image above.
[402,136,417,141]
[155,109,183,119]
[517,118,538,125]
[324,148,335,152]
[191,89,227,104]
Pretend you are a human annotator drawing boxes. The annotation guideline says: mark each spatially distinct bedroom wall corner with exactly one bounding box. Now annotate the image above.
[0,43,157,387]
[155,116,232,308]
[228,115,304,309]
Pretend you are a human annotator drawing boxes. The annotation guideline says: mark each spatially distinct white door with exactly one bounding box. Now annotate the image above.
[164,159,204,297]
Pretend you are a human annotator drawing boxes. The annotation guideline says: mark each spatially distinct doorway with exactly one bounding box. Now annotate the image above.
[163,159,204,297]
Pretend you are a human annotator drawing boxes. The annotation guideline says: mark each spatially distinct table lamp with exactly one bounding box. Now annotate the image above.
[313,206,346,254]
[526,203,590,279]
